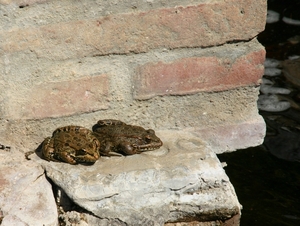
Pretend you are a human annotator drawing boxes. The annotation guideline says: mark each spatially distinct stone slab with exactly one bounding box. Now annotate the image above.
[30,130,241,225]
[193,116,266,154]
[0,148,58,226]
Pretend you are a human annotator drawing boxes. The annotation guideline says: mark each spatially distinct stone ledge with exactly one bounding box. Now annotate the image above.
[29,130,241,225]
[164,213,241,226]
[192,115,266,154]
[0,148,58,226]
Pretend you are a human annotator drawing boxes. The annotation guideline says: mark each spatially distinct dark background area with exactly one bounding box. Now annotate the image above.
[218,0,300,225]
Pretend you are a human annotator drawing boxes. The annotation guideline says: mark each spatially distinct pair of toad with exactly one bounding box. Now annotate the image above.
[40,119,163,165]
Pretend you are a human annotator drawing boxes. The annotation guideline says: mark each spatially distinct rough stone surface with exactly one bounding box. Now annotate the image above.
[164,213,241,226]
[0,0,267,60]
[0,148,58,226]
[0,0,47,5]
[0,0,267,153]
[194,116,266,154]
[1,39,264,122]
[1,86,264,154]
[0,0,267,225]
[29,130,241,225]
[59,211,241,226]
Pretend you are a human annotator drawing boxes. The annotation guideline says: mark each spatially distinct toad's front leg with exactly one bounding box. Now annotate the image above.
[117,142,141,155]
[41,137,59,162]
[57,149,78,165]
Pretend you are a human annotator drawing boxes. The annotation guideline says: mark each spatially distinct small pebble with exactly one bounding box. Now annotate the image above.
[262,78,273,85]
[282,17,300,26]
[266,10,280,23]
[260,85,291,95]
[258,94,291,112]
[288,55,300,60]
[287,35,300,44]
[264,58,280,68]
[264,67,282,76]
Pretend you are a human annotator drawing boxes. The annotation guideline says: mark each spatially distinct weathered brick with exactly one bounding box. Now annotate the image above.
[134,49,265,99]
[0,0,266,59]
[20,75,109,119]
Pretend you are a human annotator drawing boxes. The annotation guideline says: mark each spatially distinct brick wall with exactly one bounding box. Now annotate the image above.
[0,0,267,153]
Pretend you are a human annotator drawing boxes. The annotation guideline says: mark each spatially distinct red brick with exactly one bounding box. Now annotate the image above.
[0,0,266,59]
[134,49,265,99]
[21,75,109,119]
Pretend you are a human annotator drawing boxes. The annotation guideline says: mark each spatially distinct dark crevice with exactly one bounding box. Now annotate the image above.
[19,4,29,8]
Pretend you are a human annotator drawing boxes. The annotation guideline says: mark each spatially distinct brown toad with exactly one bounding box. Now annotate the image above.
[42,126,100,165]
[92,119,163,156]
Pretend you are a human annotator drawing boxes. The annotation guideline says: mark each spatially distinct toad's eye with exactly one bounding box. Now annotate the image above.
[147,129,155,134]
[77,149,87,155]
[145,135,152,142]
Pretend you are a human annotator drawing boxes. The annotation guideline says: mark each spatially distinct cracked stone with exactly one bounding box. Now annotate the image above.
[30,130,241,225]
[0,148,58,226]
